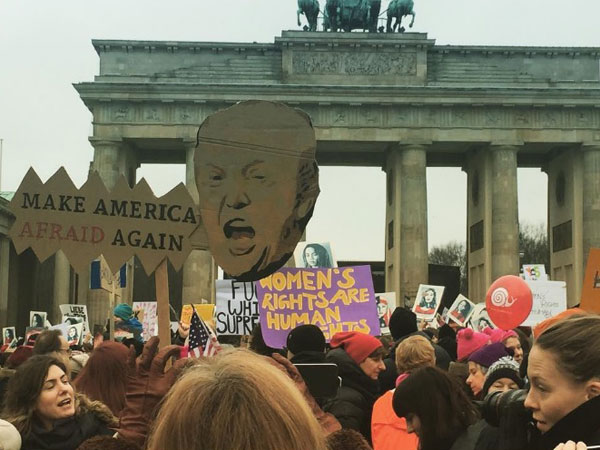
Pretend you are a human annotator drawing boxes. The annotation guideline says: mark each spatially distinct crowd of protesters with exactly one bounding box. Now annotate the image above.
[0,302,599,450]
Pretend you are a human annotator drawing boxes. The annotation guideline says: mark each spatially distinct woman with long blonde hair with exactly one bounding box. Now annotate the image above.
[147,349,328,450]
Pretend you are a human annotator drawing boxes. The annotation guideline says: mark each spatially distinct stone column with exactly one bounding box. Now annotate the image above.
[400,144,429,302]
[90,138,123,189]
[182,143,216,304]
[88,138,127,328]
[52,250,71,323]
[490,145,520,280]
[0,236,10,327]
[582,145,600,263]
[384,144,429,307]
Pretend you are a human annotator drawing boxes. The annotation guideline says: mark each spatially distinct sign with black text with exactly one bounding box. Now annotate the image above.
[215,280,259,336]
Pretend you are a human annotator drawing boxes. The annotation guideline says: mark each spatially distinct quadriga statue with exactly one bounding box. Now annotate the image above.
[297,0,320,31]
[386,0,415,33]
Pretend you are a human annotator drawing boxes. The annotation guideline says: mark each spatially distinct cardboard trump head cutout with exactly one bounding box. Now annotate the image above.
[194,101,320,281]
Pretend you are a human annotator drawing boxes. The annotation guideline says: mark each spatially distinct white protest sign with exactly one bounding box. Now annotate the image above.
[521,280,567,326]
[215,280,259,335]
[60,304,90,335]
[133,302,158,341]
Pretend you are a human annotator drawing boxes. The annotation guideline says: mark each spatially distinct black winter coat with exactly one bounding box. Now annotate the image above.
[323,348,380,444]
[534,395,600,450]
[21,412,113,450]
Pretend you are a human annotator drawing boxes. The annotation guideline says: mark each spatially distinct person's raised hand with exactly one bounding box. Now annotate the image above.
[118,337,187,447]
[177,321,190,339]
[554,441,587,450]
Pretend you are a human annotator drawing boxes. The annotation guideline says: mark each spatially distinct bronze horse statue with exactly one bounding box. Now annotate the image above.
[386,0,415,33]
[324,0,380,32]
[298,0,320,31]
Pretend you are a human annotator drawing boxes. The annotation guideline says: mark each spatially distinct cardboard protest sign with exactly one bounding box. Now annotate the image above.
[25,327,43,345]
[215,280,259,336]
[90,257,126,290]
[194,101,320,282]
[294,241,337,268]
[486,275,533,330]
[2,327,16,345]
[468,303,496,331]
[50,322,83,346]
[257,266,380,349]
[375,292,397,335]
[521,280,567,326]
[181,304,215,326]
[447,295,476,327]
[8,168,198,274]
[133,302,158,341]
[581,248,600,313]
[412,285,445,320]
[522,264,548,281]
[29,311,47,328]
[60,304,90,335]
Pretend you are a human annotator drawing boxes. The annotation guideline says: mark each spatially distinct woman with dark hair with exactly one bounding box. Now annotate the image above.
[302,243,332,268]
[524,315,600,449]
[30,313,45,328]
[1,354,117,450]
[324,331,387,443]
[415,288,437,316]
[392,366,482,450]
[74,341,129,417]
[67,326,79,345]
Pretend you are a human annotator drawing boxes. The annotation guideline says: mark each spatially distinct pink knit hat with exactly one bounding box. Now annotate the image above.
[482,327,518,344]
[457,328,490,361]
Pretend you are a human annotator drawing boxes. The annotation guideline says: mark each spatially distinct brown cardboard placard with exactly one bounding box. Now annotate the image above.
[194,101,320,281]
[581,248,600,313]
[8,167,199,275]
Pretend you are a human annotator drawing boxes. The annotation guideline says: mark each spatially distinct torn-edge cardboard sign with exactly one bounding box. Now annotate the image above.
[8,167,199,274]
[194,100,320,282]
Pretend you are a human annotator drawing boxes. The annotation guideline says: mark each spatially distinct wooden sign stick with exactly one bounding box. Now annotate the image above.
[155,259,171,348]
[109,281,115,341]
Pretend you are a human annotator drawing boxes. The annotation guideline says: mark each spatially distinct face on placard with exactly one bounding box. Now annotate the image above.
[504,336,524,365]
[35,365,75,429]
[304,246,319,267]
[195,102,318,281]
[524,346,598,433]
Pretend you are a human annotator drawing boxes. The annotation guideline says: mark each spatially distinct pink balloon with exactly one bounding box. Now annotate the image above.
[486,275,533,330]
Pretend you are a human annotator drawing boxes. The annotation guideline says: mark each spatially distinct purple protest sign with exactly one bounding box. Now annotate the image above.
[256,265,380,349]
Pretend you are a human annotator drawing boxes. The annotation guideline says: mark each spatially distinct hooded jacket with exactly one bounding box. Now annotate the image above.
[371,390,419,450]
[324,348,380,443]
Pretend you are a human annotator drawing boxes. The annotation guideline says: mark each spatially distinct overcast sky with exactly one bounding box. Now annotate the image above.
[1,0,598,261]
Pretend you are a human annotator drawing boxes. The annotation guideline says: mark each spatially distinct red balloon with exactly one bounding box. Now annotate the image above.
[485,275,533,330]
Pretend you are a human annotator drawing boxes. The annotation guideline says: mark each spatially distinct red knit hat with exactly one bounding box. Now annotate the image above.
[456,328,490,362]
[330,331,382,364]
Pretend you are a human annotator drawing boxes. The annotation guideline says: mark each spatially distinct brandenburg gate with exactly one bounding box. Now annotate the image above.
[73,31,600,312]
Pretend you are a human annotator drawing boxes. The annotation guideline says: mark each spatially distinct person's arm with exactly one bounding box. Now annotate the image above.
[117,337,187,447]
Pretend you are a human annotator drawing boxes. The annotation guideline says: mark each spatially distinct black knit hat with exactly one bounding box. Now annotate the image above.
[389,308,418,340]
[286,324,326,355]
[482,356,524,395]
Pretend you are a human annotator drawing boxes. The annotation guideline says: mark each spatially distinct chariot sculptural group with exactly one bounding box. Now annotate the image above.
[297,0,415,33]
